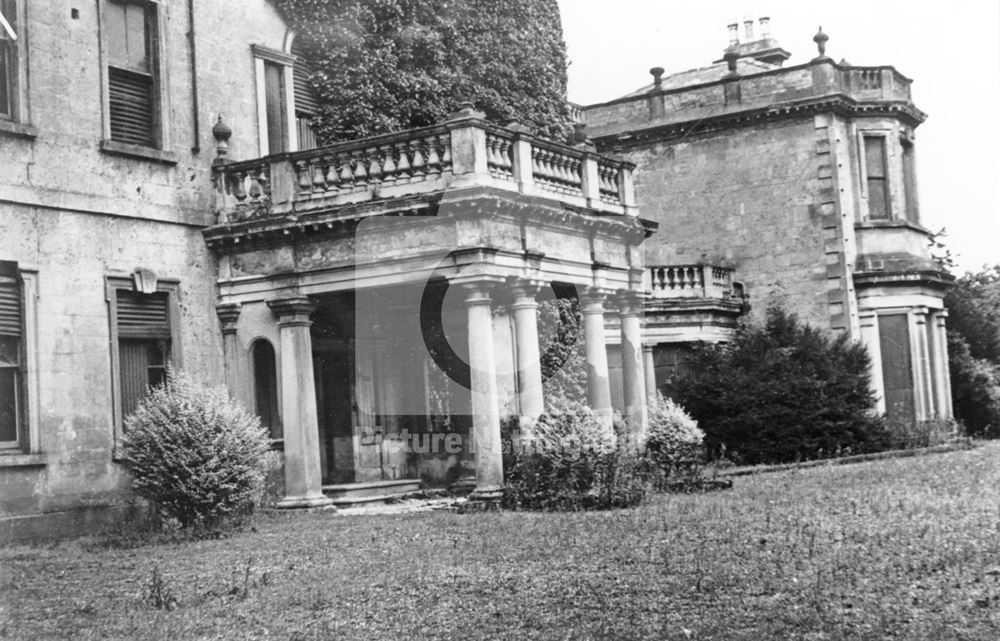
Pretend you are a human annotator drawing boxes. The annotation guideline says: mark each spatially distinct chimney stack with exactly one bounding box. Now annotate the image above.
[743,16,755,41]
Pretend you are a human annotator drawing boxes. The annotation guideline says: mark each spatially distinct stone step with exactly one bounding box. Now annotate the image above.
[322,479,423,506]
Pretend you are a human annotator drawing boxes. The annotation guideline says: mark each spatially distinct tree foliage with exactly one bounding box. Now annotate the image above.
[277,0,573,143]
[945,265,1000,363]
[673,307,891,464]
[945,265,1000,437]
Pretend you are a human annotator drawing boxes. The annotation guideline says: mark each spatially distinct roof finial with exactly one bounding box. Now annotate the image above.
[813,26,829,59]
[212,115,232,159]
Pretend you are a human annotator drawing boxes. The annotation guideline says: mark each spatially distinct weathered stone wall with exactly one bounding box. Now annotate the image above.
[0,0,290,540]
[622,118,834,330]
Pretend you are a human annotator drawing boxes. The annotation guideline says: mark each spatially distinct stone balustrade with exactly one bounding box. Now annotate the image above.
[645,264,737,299]
[584,61,918,139]
[213,115,636,225]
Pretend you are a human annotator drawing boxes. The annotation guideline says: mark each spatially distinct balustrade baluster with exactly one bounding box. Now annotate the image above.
[425,136,441,176]
[380,145,396,184]
[367,148,382,183]
[296,160,311,192]
[353,153,368,183]
[395,142,411,180]
[233,171,247,201]
[439,134,451,168]
[410,141,426,180]
[311,161,325,190]
[324,156,339,192]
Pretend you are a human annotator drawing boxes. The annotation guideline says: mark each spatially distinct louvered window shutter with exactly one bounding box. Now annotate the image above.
[0,261,21,445]
[292,43,320,150]
[0,264,20,339]
[116,290,170,421]
[116,290,169,339]
[109,68,154,147]
[106,1,156,147]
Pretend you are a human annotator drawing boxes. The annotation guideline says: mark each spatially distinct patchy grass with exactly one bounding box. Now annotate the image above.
[2,443,1000,640]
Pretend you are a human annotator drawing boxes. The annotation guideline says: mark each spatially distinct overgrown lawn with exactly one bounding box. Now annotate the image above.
[3,443,1000,640]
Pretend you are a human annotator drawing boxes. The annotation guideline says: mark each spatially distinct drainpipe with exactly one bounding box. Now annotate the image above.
[187,0,201,154]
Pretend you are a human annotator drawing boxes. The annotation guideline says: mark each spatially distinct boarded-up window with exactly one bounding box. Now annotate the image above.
[878,314,914,424]
[116,290,170,421]
[0,261,22,448]
[865,136,889,220]
[252,339,281,441]
[106,1,156,147]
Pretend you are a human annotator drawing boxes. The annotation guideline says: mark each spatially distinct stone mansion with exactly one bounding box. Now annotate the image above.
[0,3,952,540]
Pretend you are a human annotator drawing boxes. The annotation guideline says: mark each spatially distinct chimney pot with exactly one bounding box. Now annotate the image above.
[726,22,739,45]
[743,17,755,41]
[759,16,771,38]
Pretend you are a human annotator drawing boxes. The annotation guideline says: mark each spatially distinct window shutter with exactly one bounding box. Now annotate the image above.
[109,67,154,147]
[116,290,169,338]
[293,61,319,116]
[0,262,20,338]
[291,43,319,116]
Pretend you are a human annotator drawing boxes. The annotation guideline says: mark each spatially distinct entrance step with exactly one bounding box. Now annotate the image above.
[322,479,423,506]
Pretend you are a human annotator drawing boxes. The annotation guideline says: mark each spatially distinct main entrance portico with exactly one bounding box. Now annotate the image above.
[206,109,653,506]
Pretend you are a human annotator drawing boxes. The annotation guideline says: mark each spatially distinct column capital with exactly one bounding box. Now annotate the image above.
[267,296,316,326]
[580,286,614,312]
[615,289,647,315]
[455,276,504,305]
[509,278,545,308]
[216,303,241,334]
[642,343,655,354]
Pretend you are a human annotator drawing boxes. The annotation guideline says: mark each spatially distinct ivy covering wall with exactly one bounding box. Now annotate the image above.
[277,0,573,144]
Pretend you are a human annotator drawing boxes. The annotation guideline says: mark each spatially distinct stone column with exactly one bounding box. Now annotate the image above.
[267,297,333,509]
[581,288,613,425]
[617,291,648,442]
[216,303,246,406]
[511,279,544,426]
[858,311,886,415]
[463,280,504,504]
[929,310,954,419]
[910,308,934,421]
[643,344,657,402]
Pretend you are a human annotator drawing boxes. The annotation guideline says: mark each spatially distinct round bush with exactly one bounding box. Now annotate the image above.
[502,400,648,510]
[646,393,705,477]
[119,370,271,529]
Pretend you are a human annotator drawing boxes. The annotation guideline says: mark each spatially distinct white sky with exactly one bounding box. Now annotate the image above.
[559,0,1000,274]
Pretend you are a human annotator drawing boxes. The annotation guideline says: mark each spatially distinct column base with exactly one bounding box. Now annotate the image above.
[276,494,336,510]
[467,486,503,504]
[460,489,503,513]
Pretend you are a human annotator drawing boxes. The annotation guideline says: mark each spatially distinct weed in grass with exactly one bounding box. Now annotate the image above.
[144,566,178,611]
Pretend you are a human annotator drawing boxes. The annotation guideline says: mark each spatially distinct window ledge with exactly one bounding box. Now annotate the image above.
[100,139,178,165]
[0,453,47,468]
[0,119,39,140]
[855,219,930,234]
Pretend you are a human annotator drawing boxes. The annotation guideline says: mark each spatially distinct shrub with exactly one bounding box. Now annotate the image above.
[502,400,648,510]
[673,306,892,465]
[645,393,705,478]
[119,369,271,529]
